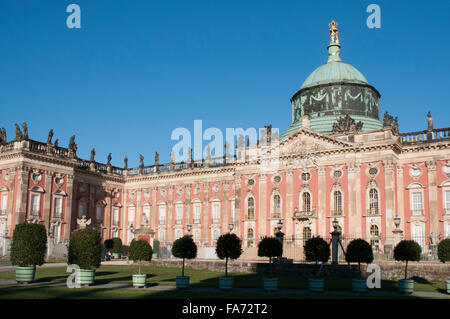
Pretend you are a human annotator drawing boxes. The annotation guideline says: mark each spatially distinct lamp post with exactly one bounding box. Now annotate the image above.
[275,219,284,259]
[229,221,234,233]
[187,223,192,236]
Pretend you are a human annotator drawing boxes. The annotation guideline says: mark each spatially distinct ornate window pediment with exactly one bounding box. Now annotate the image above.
[53,189,67,196]
[29,185,45,193]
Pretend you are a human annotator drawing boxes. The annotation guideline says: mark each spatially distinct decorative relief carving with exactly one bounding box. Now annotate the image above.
[331,114,363,134]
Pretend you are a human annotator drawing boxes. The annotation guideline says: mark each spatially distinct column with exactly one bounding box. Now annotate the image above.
[65,174,75,240]
[202,182,209,245]
[258,174,267,237]
[426,160,438,242]
[14,166,29,225]
[285,169,294,240]
[317,166,327,238]
[43,171,53,230]
[383,159,396,252]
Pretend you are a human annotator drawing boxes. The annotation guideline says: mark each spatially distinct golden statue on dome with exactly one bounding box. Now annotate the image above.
[329,20,339,44]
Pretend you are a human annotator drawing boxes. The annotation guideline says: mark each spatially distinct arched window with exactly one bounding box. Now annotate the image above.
[272,194,281,218]
[333,191,342,216]
[247,228,254,247]
[369,189,379,215]
[303,227,312,243]
[247,197,254,220]
[370,225,379,237]
[302,192,311,212]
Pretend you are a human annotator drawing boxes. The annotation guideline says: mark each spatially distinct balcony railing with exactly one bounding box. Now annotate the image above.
[411,209,424,216]
[366,208,380,215]
[212,218,220,224]
[175,219,182,225]
[193,218,201,224]
[53,211,62,219]
[271,212,281,219]
[245,214,255,220]
[331,210,343,216]
[400,127,450,145]
[30,210,40,216]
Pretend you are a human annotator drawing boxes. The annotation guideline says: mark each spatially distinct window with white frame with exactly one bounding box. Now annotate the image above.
[31,194,40,216]
[411,192,423,216]
[272,194,281,218]
[158,205,166,224]
[52,223,61,243]
[333,191,342,215]
[212,202,220,223]
[247,197,255,220]
[412,224,424,249]
[96,205,104,223]
[1,193,7,214]
[142,206,150,224]
[446,224,450,238]
[194,204,201,223]
[194,230,200,242]
[176,205,183,224]
[231,200,235,220]
[159,230,165,242]
[213,229,219,242]
[53,197,63,218]
[445,191,450,214]
[368,189,379,215]
[78,201,87,218]
[302,192,311,212]
[112,208,119,225]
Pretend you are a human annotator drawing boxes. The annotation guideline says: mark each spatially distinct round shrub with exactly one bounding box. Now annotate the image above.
[257,237,282,263]
[437,238,450,263]
[304,237,330,264]
[129,239,152,274]
[345,239,374,275]
[68,228,102,270]
[103,239,113,250]
[10,223,47,267]
[111,237,122,254]
[216,233,242,277]
[171,235,197,277]
[394,240,421,280]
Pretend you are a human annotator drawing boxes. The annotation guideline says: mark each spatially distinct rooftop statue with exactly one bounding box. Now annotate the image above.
[124,156,128,169]
[1,128,6,144]
[329,20,339,44]
[90,148,96,162]
[14,123,23,142]
[54,139,59,147]
[107,153,112,165]
[22,122,28,139]
[139,154,144,168]
[332,114,363,134]
[68,135,77,152]
[382,111,394,127]
[47,129,54,144]
[154,152,159,165]
[427,111,433,131]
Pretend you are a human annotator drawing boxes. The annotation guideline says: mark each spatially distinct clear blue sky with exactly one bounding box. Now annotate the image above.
[1,0,449,167]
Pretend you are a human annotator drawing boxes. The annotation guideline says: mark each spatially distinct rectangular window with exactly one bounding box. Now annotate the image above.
[159,206,166,224]
[96,205,104,222]
[412,225,424,249]
[445,191,450,213]
[231,201,235,220]
[113,208,119,225]
[78,202,87,218]
[53,197,63,218]
[142,206,150,224]
[176,205,183,224]
[212,203,220,223]
[1,193,7,213]
[31,194,40,215]
[128,207,135,224]
[411,192,423,216]
[194,204,201,223]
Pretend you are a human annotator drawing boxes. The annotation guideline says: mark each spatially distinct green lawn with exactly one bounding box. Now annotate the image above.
[0,264,446,295]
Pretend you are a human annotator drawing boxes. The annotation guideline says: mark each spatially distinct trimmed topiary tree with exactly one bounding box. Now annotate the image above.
[257,237,282,264]
[437,238,450,264]
[345,239,374,276]
[394,240,421,280]
[111,237,122,256]
[129,239,152,274]
[171,235,197,277]
[68,227,102,270]
[11,223,47,267]
[104,239,113,250]
[216,233,242,277]
[304,236,330,265]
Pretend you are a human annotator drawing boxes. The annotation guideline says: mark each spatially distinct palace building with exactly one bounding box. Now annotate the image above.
[0,21,449,259]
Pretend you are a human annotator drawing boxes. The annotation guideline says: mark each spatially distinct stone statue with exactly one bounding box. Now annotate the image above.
[22,122,28,139]
[206,145,211,160]
[14,123,23,142]
[188,147,193,162]
[47,129,54,144]
[332,114,364,134]
[90,148,95,162]
[124,156,128,169]
[170,149,175,163]
[382,111,394,127]
[265,125,272,145]
[392,117,399,134]
[1,128,6,144]
[54,139,59,147]
[154,152,159,165]
[426,111,433,131]
[329,20,339,44]
[107,153,112,165]
[68,135,77,152]
[224,142,230,158]
[139,154,144,168]
[77,215,91,229]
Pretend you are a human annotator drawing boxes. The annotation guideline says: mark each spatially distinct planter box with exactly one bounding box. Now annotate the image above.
[352,278,367,293]
[263,277,278,292]
[308,278,324,293]
[112,253,121,259]
[76,269,95,286]
[398,279,414,294]
[132,274,147,288]
[446,280,450,294]
[176,276,190,289]
[15,266,36,283]
[219,277,234,290]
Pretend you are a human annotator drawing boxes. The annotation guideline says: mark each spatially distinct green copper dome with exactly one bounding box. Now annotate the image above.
[282,22,383,138]
[300,44,369,89]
